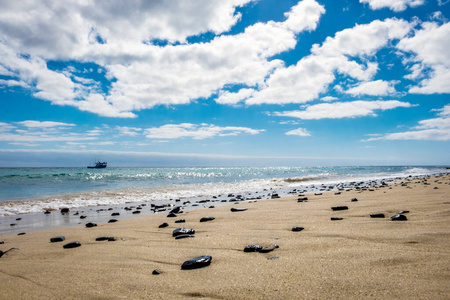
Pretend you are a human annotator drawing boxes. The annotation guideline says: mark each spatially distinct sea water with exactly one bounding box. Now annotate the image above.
[0,166,446,217]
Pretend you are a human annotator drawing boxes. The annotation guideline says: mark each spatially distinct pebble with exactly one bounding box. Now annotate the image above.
[167,212,177,218]
[152,269,161,275]
[331,217,343,221]
[172,227,195,237]
[132,210,141,214]
[175,219,186,223]
[230,208,247,212]
[95,237,116,241]
[391,214,408,221]
[111,212,120,216]
[159,223,169,228]
[108,219,118,223]
[50,236,66,243]
[244,245,263,252]
[292,227,304,232]
[175,234,195,239]
[259,244,279,253]
[85,222,97,228]
[199,217,215,222]
[370,213,385,218]
[63,241,81,249]
[331,206,348,211]
[350,198,358,202]
[181,255,212,270]
[17,232,26,235]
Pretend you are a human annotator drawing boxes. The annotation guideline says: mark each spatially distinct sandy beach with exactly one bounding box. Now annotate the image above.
[0,174,449,299]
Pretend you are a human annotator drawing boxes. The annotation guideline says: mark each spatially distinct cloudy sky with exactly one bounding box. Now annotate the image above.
[0,0,449,167]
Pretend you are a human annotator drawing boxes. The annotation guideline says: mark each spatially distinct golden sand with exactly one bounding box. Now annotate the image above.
[0,175,449,299]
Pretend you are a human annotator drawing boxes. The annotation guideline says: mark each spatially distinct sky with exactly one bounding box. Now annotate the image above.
[0,0,449,167]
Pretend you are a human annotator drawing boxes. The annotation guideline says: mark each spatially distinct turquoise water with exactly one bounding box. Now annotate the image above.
[0,166,447,216]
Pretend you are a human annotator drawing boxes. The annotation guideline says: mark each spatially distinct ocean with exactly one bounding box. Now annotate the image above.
[0,165,447,217]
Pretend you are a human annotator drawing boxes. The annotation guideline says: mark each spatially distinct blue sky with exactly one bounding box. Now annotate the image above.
[0,0,449,167]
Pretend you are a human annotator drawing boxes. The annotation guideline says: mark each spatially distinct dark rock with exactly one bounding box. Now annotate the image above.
[50,236,65,243]
[167,212,177,218]
[298,197,308,201]
[44,210,51,214]
[108,219,118,223]
[15,218,22,221]
[331,206,348,211]
[17,232,26,235]
[200,217,215,222]
[244,245,263,252]
[63,241,81,249]
[159,222,169,228]
[0,241,4,244]
[80,215,87,219]
[175,234,195,239]
[175,219,186,223]
[170,206,182,214]
[85,222,97,228]
[292,226,304,232]
[271,194,280,199]
[10,223,16,226]
[132,210,141,214]
[335,192,341,195]
[172,227,195,237]
[181,255,212,270]
[111,212,120,216]
[230,208,247,212]
[259,244,279,253]
[60,208,70,214]
[152,269,161,275]
[370,213,385,218]
[391,214,408,221]
[95,236,110,241]
[107,237,116,241]
[331,217,343,221]
[315,193,322,195]
[350,198,358,202]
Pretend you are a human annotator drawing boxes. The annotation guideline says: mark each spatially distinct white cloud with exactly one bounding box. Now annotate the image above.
[16,121,76,128]
[246,18,413,105]
[273,100,412,120]
[0,79,28,88]
[216,89,255,105]
[320,96,338,102]
[365,104,450,141]
[116,126,143,137]
[397,22,450,94]
[144,123,265,140]
[0,121,96,143]
[345,80,398,96]
[360,0,425,12]
[0,0,325,116]
[285,128,311,136]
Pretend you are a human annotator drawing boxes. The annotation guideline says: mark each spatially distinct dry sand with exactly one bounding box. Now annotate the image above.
[0,174,449,299]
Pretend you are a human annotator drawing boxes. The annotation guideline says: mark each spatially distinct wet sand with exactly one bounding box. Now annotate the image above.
[0,174,449,299]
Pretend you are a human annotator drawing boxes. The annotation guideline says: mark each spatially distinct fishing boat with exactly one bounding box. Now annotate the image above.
[87,161,107,169]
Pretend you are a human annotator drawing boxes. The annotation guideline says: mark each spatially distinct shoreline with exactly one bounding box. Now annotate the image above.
[0,173,448,299]
[1,172,446,235]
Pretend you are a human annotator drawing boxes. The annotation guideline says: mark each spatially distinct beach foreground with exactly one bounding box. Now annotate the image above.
[0,175,449,299]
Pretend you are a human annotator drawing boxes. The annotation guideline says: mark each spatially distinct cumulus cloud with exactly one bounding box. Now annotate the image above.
[345,80,398,96]
[360,0,425,12]
[273,100,412,120]
[144,123,265,140]
[246,18,413,105]
[285,128,311,137]
[365,104,450,141]
[0,0,325,117]
[397,22,450,94]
